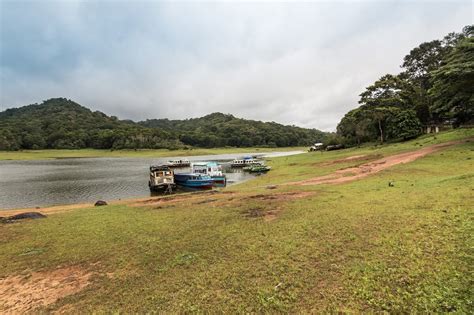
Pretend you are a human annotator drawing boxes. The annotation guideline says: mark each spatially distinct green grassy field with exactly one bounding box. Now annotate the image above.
[0,146,305,161]
[0,129,473,312]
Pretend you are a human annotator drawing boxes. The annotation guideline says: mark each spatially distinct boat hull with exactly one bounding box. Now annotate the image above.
[243,166,271,173]
[211,175,226,187]
[167,163,190,168]
[175,180,214,188]
[149,182,176,192]
[174,174,214,189]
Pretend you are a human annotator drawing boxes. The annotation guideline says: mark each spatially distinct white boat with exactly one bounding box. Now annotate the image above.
[231,156,264,167]
[167,159,190,167]
[149,165,176,191]
[192,162,226,185]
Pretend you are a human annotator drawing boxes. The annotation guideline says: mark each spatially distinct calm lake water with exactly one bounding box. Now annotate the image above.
[0,151,303,210]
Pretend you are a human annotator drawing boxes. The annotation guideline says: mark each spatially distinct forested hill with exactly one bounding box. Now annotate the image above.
[139,113,327,147]
[0,98,180,150]
[0,98,327,150]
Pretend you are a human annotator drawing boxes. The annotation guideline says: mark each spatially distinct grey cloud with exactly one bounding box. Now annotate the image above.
[1,0,472,131]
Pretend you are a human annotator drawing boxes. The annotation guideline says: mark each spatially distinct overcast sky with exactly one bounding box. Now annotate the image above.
[0,0,472,131]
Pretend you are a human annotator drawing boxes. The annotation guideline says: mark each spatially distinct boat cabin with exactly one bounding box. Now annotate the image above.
[231,156,263,167]
[167,159,191,167]
[149,165,176,191]
[192,162,223,177]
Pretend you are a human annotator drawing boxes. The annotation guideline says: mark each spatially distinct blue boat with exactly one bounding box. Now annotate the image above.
[192,162,226,186]
[174,173,214,188]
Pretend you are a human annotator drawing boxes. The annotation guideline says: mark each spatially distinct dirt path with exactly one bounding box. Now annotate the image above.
[289,139,470,186]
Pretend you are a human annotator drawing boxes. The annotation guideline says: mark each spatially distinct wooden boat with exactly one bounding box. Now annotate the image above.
[231,156,264,167]
[243,165,271,173]
[148,165,176,192]
[173,173,214,188]
[192,162,226,186]
[167,159,191,167]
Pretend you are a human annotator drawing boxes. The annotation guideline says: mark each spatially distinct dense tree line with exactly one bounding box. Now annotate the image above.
[0,98,184,150]
[139,113,327,148]
[0,98,327,150]
[337,25,473,145]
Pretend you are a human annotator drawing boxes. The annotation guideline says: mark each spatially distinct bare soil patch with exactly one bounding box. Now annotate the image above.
[242,207,280,222]
[320,154,383,165]
[0,266,92,313]
[0,203,93,217]
[291,140,468,186]
[246,191,314,201]
[131,190,227,208]
[242,192,314,221]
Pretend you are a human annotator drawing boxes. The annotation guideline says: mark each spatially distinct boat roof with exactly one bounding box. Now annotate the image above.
[175,172,211,177]
[193,162,218,166]
[150,165,171,171]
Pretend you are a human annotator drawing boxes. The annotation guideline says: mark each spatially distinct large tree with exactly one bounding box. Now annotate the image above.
[401,27,471,123]
[359,74,412,109]
[336,25,472,147]
[429,36,474,124]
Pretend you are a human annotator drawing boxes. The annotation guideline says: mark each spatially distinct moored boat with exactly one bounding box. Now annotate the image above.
[192,162,226,186]
[174,173,214,188]
[231,156,264,167]
[167,159,191,167]
[149,165,176,192]
[243,165,271,173]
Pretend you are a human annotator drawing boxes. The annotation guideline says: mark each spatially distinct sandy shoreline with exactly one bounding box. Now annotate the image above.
[0,195,162,217]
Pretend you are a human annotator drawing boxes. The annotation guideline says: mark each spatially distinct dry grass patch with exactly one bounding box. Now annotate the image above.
[246,191,314,202]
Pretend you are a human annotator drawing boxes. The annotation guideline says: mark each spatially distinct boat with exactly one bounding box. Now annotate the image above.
[167,159,191,167]
[231,156,264,167]
[148,165,176,192]
[173,173,214,188]
[192,162,226,186]
[243,165,271,173]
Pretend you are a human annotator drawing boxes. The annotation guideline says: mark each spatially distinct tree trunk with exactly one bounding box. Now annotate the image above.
[378,119,384,144]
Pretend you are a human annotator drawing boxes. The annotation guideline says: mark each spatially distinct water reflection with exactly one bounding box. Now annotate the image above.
[0,151,303,209]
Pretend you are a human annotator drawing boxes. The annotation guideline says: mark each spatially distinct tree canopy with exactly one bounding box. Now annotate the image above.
[140,113,327,148]
[429,36,474,124]
[337,25,473,145]
[0,98,328,151]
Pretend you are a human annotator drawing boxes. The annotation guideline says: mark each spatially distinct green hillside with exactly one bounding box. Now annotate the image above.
[0,99,327,150]
[0,98,179,150]
[140,112,327,147]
